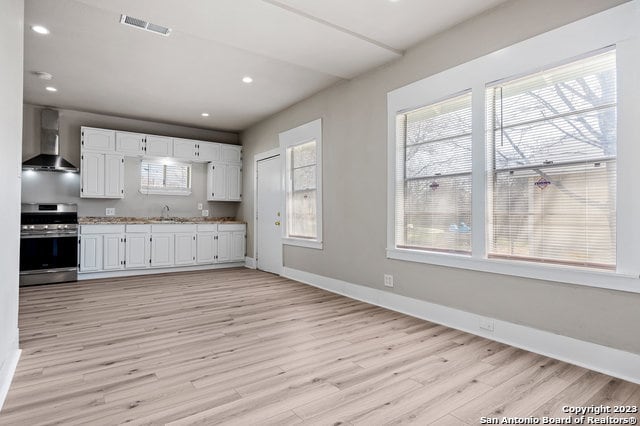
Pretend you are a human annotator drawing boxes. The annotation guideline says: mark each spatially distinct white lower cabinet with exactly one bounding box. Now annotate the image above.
[174,232,197,265]
[150,233,174,267]
[79,223,246,275]
[126,232,150,269]
[79,234,102,272]
[218,224,246,263]
[103,234,125,270]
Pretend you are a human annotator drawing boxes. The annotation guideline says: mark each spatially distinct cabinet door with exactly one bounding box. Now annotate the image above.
[208,162,227,201]
[80,234,102,272]
[145,135,173,157]
[217,232,230,263]
[227,164,242,201]
[81,152,105,197]
[221,144,242,163]
[231,231,245,262]
[198,142,220,162]
[151,233,174,267]
[116,131,145,156]
[103,234,125,270]
[196,232,215,264]
[82,127,115,152]
[104,154,125,198]
[173,139,197,161]
[126,233,150,269]
[175,233,196,265]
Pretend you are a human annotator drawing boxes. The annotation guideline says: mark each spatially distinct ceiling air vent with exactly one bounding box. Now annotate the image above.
[120,14,171,36]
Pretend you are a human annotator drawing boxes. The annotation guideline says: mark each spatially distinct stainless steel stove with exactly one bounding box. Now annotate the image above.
[20,203,78,286]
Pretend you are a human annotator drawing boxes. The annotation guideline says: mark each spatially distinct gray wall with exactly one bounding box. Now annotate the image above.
[22,104,240,218]
[0,0,23,403]
[238,0,640,354]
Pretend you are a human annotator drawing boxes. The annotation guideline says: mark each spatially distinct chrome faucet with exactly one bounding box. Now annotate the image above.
[161,204,170,219]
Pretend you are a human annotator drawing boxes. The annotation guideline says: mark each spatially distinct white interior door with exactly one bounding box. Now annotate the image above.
[256,154,283,274]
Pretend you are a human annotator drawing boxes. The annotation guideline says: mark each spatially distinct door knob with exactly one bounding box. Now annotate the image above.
[275,221,281,226]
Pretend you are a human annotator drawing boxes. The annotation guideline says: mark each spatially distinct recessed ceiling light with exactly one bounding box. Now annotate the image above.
[242,76,253,84]
[31,25,50,35]
[201,113,210,117]
[45,86,57,92]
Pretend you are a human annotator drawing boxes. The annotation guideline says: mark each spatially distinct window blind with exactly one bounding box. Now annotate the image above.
[487,49,617,268]
[287,140,317,239]
[396,91,473,253]
[141,161,191,193]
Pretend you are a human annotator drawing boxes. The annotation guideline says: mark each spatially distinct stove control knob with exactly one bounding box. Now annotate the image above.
[22,225,27,230]
[43,225,48,229]
[29,225,35,230]
[64,225,69,229]
[58,225,63,229]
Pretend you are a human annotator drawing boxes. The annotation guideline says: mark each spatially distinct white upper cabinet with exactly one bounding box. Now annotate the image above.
[81,151,105,197]
[104,154,125,198]
[145,135,173,157]
[116,131,145,156]
[221,145,242,163]
[173,139,199,161]
[198,142,220,162]
[82,127,115,152]
[207,162,227,201]
[227,164,242,201]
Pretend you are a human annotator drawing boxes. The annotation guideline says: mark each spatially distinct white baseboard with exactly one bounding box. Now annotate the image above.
[245,257,256,269]
[78,262,245,280]
[283,267,640,385]
[0,332,21,412]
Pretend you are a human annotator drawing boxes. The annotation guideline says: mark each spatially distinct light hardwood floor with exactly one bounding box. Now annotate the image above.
[0,268,638,425]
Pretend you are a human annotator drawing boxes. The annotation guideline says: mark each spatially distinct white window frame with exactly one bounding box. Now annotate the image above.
[139,159,192,196]
[386,1,640,293]
[279,118,323,250]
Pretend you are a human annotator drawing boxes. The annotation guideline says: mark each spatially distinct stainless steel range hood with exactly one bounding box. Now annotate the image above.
[22,109,79,173]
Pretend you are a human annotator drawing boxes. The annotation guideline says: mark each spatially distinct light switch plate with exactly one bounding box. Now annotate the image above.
[106,208,115,216]
[202,209,209,217]
[197,203,203,210]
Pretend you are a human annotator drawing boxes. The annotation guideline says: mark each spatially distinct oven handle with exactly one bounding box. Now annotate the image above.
[20,267,78,275]
[20,233,78,239]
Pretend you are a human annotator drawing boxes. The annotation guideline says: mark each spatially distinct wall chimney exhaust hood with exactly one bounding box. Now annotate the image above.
[22,109,79,173]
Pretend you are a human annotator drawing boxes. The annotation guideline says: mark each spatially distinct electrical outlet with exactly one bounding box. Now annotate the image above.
[202,209,209,217]
[197,203,203,210]
[479,317,495,332]
[384,274,394,288]
[105,208,115,216]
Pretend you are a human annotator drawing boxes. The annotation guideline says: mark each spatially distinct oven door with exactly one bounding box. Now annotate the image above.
[20,234,78,284]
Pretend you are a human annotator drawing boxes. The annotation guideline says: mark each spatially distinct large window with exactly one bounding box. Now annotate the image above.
[396,92,473,253]
[487,50,617,268]
[387,1,639,292]
[280,119,323,249]
[140,160,191,195]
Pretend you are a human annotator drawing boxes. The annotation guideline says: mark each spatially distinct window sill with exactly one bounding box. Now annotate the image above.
[283,237,323,250]
[139,189,192,196]
[386,248,640,294]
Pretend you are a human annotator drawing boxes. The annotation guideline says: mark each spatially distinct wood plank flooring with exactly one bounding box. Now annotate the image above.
[0,268,638,425]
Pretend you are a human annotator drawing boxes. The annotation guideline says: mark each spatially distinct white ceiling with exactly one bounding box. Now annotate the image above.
[24,0,509,132]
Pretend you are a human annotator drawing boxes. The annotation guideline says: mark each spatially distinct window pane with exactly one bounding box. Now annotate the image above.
[401,175,472,253]
[141,162,164,188]
[490,162,616,268]
[140,161,191,193]
[293,165,316,191]
[292,141,316,168]
[488,49,617,269]
[165,164,190,189]
[290,189,317,239]
[396,91,473,253]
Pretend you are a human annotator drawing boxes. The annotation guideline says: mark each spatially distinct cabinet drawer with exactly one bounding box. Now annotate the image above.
[197,224,218,232]
[126,224,151,233]
[218,224,245,232]
[150,224,197,233]
[80,224,125,234]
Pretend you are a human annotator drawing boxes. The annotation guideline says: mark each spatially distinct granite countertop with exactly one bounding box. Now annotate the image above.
[79,216,245,225]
